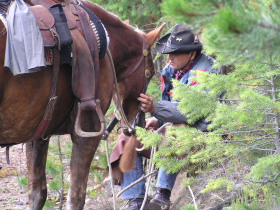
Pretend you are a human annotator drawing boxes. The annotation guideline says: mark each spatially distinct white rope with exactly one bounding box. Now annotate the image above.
[116,170,157,198]
[140,146,156,210]
[188,185,198,210]
[105,140,117,210]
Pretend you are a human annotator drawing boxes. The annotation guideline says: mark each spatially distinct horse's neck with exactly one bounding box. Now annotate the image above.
[77,1,144,76]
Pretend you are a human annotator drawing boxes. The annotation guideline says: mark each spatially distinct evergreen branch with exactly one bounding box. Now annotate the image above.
[177,8,214,17]
[224,129,270,134]
[267,113,278,117]
[250,147,276,152]
[239,84,272,87]
[258,21,280,32]
[270,55,280,150]
[251,172,280,184]
[218,99,243,102]
[221,124,275,134]
[257,89,280,93]
[223,137,275,143]
[208,0,221,9]
[248,139,275,148]
[205,191,238,210]
[117,171,157,197]
[260,62,280,68]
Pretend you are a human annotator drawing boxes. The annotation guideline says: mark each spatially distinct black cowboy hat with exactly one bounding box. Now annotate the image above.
[156,24,202,54]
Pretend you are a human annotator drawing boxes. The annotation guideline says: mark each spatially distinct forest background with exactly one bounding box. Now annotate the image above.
[1,0,279,210]
[97,0,280,209]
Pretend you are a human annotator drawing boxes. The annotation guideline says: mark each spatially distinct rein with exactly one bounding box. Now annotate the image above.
[102,35,154,210]
[104,35,154,138]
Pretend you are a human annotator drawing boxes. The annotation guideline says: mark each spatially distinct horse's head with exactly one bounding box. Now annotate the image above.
[82,1,165,131]
[112,24,165,130]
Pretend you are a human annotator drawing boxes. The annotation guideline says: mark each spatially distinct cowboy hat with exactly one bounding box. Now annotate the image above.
[156,24,202,54]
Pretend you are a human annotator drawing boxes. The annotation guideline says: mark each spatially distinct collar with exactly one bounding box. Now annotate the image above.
[175,53,202,80]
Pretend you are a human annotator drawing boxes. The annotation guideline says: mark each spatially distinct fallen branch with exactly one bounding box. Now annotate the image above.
[117,171,158,198]
[205,191,238,210]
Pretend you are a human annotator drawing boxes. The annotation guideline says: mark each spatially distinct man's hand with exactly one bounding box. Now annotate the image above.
[137,93,156,114]
[145,117,158,130]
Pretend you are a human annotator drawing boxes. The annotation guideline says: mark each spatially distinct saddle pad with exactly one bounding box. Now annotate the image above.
[79,3,109,59]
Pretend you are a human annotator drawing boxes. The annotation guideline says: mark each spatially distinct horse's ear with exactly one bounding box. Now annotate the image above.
[144,23,166,48]
[124,19,130,25]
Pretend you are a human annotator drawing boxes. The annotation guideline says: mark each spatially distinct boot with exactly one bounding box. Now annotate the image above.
[149,188,171,210]
[129,198,149,210]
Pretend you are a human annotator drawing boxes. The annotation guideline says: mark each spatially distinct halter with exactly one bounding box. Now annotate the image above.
[117,37,152,83]
[103,36,154,139]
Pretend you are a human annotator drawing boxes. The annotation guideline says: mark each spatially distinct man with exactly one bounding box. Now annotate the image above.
[111,24,220,210]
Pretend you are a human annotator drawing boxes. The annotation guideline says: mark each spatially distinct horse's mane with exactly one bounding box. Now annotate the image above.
[84,2,142,35]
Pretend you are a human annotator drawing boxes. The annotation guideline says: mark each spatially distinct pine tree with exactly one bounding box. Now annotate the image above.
[137,0,280,208]
[89,0,162,29]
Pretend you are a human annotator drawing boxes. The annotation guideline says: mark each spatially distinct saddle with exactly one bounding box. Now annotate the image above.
[26,0,106,139]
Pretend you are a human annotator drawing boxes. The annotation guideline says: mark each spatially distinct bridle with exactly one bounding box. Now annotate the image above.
[103,35,154,139]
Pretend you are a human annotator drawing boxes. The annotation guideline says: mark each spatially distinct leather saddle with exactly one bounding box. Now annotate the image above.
[28,0,106,138]
[28,0,82,48]
[29,5,57,47]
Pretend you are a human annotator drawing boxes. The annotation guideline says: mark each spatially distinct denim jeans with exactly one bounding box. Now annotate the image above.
[121,155,146,199]
[121,154,178,199]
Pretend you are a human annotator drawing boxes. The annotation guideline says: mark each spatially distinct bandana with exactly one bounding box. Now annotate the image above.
[175,63,192,80]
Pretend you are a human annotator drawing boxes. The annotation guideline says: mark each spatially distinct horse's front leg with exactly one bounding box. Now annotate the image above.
[26,138,49,210]
[66,134,101,210]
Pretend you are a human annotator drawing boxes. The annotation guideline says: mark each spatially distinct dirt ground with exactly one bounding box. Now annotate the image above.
[0,144,28,210]
[0,141,116,210]
[0,140,234,210]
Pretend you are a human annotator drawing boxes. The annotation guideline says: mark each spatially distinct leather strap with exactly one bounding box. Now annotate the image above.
[31,49,60,141]
[72,2,100,99]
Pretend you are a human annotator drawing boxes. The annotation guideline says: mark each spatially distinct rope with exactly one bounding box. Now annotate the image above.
[140,146,156,210]
[107,51,136,132]
[105,139,117,210]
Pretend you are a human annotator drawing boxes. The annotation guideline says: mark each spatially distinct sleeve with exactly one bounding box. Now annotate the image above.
[152,101,211,131]
[152,101,188,124]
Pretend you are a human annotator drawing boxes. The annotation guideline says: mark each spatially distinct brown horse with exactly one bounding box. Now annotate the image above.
[0,1,165,209]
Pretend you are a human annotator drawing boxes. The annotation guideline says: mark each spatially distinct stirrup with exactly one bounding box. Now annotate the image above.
[74,99,106,138]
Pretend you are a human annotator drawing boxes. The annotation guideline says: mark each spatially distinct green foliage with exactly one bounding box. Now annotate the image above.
[43,200,56,210]
[201,177,234,193]
[46,159,61,176]
[247,153,280,182]
[17,176,28,190]
[90,0,162,28]
[183,205,196,210]
[44,137,68,209]
[136,0,280,207]
[146,77,162,102]
[49,178,62,191]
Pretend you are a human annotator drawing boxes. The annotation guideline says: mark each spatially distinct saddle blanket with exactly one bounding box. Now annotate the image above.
[4,0,45,75]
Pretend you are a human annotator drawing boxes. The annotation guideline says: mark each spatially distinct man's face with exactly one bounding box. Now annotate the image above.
[168,52,196,71]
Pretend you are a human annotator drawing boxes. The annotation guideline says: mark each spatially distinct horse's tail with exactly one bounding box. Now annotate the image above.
[119,134,137,172]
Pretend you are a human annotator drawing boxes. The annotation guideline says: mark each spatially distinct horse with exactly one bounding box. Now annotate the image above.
[0,0,165,209]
